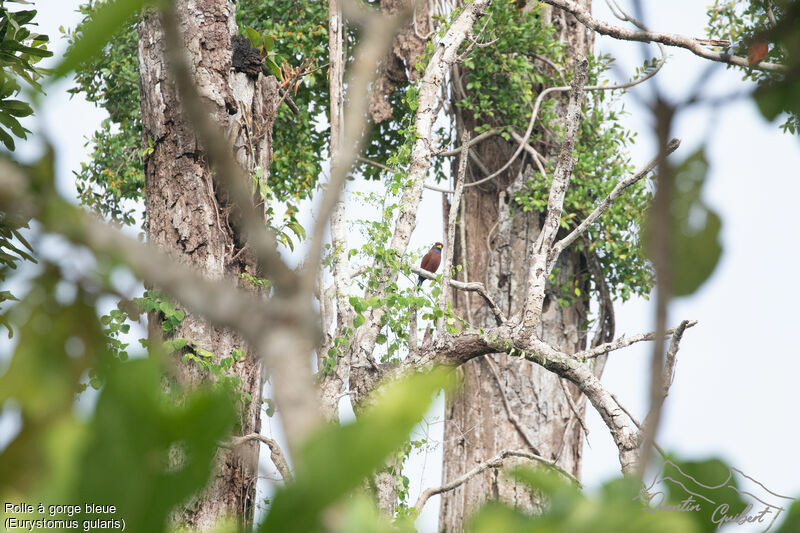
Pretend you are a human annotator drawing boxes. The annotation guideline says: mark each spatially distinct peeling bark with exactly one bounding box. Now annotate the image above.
[138,1,278,529]
[369,0,431,123]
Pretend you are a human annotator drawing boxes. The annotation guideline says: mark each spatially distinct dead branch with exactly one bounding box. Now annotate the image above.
[227,433,292,481]
[411,266,506,324]
[523,58,589,326]
[436,130,469,342]
[574,320,698,360]
[550,138,681,264]
[485,356,542,455]
[414,449,581,512]
[542,0,786,73]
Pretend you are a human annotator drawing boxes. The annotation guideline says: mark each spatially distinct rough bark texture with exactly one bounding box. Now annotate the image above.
[439,2,594,529]
[138,1,278,529]
[369,0,431,123]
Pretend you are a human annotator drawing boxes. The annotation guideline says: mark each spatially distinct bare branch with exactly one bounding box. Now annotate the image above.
[559,378,589,438]
[228,433,292,481]
[523,58,589,326]
[435,127,501,157]
[662,320,689,399]
[437,130,468,341]
[411,266,506,324]
[542,0,786,73]
[550,138,681,263]
[574,320,698,360]
[414,449,580,512]
[609,392,666,459]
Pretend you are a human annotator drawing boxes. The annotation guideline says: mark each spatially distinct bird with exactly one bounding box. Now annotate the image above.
[748,38,769,65]
[417,242,443,287]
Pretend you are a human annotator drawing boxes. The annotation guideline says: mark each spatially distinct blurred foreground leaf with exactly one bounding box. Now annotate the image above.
[259,368,453,533]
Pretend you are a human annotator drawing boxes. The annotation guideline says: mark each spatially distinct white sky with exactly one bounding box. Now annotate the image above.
[3,1,799,532]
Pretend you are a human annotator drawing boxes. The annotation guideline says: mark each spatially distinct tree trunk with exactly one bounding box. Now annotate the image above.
[439,3,594,530]
[138,2,278,529]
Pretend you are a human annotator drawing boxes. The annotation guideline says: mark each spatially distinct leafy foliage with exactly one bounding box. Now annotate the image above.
[235,0,329,205]
[0,3,49,330]
[69,0,330,234]
[259,368,453,533]
[456,1,653,302]
[470,467,699,533]
[0,270,237,533]
[644,149,722,297]
[0,2,51,151]
[707,0,800,133]
[65,2,144,225]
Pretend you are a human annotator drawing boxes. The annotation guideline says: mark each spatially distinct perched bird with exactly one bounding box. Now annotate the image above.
[748,38,769,65]
[417,242,443,287]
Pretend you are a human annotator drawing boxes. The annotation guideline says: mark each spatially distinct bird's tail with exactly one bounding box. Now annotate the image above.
[416,276,425,287]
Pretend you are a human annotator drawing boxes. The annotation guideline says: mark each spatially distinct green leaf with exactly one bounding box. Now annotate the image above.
[53,0,156,79]
[0,99,33,117]
[670,150,722,297]
[776,499,800,533]
[0,127,16,150]
[260,369,453,533]
[262,33,274,52]
[353,314,365,328]
[245,26,262,48]
[75,359,236,533]
[264,57,281,78]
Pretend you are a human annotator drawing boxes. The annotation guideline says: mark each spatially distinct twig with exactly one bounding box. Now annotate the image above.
[662,320,689,399]
[412,266,506,324]
[437,130,468,342]
[550,138,681,264]
[542,0,786,72]
[609,393,666,459]
[356,155,456,193]
[559,378,589,438]
[414,449,581,512]
[227,433,292,481]
[485,356,542,455]
[459,198,472,324]
[574,320,698,360]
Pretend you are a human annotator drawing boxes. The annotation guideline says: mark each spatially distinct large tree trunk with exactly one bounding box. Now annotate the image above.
[138,2,278,529]
[439,3,594,530]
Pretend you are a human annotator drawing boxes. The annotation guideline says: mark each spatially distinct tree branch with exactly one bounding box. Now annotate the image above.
[228,433,292,481]
[542,0,786,73]
[550,138,681,263]
[523,58,589,326]
[413,449,580,512]
[574,320,698,360]
[437,130,468,342]
[485,356,542,455]
[411,266,506,324]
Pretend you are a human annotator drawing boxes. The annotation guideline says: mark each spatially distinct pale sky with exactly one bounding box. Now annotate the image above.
[2,1,799,532]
